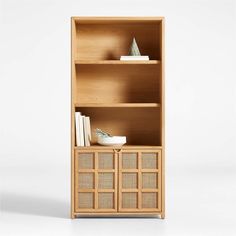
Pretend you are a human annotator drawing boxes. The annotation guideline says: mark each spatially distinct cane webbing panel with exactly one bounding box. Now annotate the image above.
[122,173,138,189]
[78,173,94,189]
[142,173,157,189]
[78,193,94,209]
[98,153,114,169]
[142,153,158,169]
[98,173,114,189]
[122,193,138,209]
[78,153,94,169]
[142,193,157,208]
[98,193,114,209]
[122,153,138,169]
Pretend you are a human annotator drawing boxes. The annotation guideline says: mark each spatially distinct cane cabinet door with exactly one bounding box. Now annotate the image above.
[75,150,118,212]
[118,150,161,212]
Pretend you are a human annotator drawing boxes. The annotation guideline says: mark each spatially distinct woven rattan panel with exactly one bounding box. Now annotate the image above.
[98,173,114,189]
[78,173,94,189]
[122,173,138,189]
[142,192,157,208]
[122,153,138,169]
[78,193,94,208]
[122,193,138,208]
[142,153,158,169]
[78,153,94,169]
[142,173,157,189]
[98,153,114,169]
[98,193,114,209]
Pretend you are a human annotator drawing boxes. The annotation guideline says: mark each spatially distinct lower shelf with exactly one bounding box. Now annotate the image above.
[76,107,161,146]
[74,145,163,150]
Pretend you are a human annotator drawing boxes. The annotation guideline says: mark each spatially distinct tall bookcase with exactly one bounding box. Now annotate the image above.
[71,17,165,218]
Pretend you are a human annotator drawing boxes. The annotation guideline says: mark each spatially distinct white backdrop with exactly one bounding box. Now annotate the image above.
[0,0,235,235]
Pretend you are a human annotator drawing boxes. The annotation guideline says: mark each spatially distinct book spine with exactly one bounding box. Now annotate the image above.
[86,116,92,144]
[79,115,85,146]
[85,116,91,146]
[75,112,81,146]
[83,116,89,146]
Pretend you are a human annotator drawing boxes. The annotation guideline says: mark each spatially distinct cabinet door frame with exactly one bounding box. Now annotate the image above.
[75,149,118,213]
[118,149,162,212]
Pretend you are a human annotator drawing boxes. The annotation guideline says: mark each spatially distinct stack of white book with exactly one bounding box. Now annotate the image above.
[75,112,91,146]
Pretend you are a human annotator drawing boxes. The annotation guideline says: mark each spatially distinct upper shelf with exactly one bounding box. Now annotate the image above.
[74,60,161,65]
[75,103,160,108]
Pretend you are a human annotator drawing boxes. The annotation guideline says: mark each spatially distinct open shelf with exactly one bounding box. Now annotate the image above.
[76,107,161,146]
[74,22,162,60]
[75,64,161,104]
[75,103,160,108]
[74,60,160,65]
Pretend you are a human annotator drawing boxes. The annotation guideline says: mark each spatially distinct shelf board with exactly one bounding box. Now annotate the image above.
[75,103,160,108]
[74,60,160,65]
[74,145,162,150]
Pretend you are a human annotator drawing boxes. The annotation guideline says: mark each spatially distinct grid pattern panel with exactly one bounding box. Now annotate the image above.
[142,193,157,208]
[78,193,94,209]
[98,173,114,189]
[98,153,114,169]
[98,193,114,209]
[78,173,94,189]
[76,151,117,212]
[142,173,157,189]
[122,173,138,189]
[122,193,138,209]
[119,150,161,212]
[122,153,138,169]
[142,153,158,169]
[78,153,94,169]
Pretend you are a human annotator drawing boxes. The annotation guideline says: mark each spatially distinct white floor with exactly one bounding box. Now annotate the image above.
[1,164,235,236]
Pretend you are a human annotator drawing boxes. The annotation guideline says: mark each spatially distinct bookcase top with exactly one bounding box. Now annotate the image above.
[72,16,164,24]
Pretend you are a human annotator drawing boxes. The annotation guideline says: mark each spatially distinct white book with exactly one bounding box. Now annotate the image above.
[120,56,149,61]
[86,117,91,146]
[75,112,81,146]
[83,116,90,146]
[86,116,91,145]
[79,115,85,146]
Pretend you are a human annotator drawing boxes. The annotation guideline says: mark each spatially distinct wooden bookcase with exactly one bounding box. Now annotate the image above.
[71,17,165,218]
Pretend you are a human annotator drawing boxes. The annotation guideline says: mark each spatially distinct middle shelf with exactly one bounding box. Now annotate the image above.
[74,63,161,104]
[74,103,161,108]
[74,60,161,65]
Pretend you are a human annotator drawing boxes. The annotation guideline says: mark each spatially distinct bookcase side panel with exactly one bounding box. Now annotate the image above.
[160,18,165,218]
[71,18,77,218]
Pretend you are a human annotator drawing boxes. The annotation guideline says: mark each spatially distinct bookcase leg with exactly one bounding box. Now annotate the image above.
[71,213,75,219]
[160,213,165,219]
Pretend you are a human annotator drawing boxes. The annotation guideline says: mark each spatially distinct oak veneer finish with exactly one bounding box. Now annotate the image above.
[77,107,161,146]
[71,17,165,219]
[75,23,161,60]
[75,60,160,64]
[75,64,161,104]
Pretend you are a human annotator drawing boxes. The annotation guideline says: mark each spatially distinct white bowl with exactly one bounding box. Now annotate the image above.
[97,136,126,146]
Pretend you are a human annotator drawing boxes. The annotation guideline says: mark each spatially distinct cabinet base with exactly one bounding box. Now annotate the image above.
[72,212,164,218]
